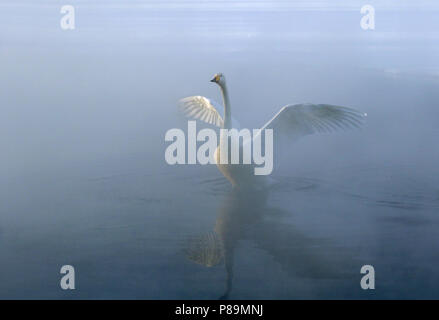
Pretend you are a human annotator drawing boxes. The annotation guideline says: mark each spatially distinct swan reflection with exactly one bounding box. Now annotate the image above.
[184,183,356,299]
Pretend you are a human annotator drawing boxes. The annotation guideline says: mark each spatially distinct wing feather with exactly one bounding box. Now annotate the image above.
[260,103,367,144]
[179,96,224,128]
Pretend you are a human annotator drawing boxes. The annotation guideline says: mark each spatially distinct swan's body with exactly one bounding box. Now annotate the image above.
[213,146,260,187]
[179,73,366,188]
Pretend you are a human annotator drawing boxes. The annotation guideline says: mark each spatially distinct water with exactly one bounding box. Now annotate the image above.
[1,1,439,299]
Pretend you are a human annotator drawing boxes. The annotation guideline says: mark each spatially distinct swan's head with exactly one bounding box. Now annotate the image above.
[210,73,226,87]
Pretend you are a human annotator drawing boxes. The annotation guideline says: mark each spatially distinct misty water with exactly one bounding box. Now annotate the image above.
[1,1,439,299]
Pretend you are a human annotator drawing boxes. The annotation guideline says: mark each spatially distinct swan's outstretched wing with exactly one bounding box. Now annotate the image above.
[179,96,224,128]
[260,103,366,143]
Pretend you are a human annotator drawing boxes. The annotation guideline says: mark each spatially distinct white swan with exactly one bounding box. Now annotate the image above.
[179,73,366,187]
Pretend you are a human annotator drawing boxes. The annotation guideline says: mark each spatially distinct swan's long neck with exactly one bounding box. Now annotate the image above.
[220,83,232,129]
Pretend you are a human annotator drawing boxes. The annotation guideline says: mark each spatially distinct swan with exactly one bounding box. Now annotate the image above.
[179,73,366,187]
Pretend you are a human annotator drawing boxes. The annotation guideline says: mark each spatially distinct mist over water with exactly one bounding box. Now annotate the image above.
[1,1,439,298]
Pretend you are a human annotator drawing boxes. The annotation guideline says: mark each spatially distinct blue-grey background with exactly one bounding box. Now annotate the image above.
[0,0,438,299]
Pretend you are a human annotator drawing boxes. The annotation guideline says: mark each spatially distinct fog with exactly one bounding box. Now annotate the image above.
[0,1,438,298]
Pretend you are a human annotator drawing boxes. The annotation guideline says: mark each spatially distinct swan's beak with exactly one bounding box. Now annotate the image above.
[210,78,217,83]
